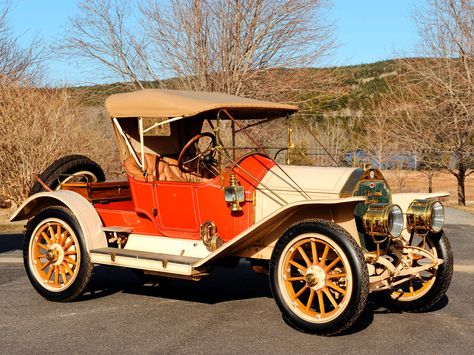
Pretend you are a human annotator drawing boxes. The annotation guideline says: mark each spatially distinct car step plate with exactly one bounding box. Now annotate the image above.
[90,247,201,276]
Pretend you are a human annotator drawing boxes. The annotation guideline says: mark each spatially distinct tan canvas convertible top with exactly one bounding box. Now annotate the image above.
[105,89,298,119]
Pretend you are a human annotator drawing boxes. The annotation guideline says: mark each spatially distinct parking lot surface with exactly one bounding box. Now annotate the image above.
[1,208,473,354]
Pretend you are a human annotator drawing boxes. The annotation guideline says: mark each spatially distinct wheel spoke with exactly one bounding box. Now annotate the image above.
[325,256,341,272]
[63,262,74,275]
[305,289,315,311]
[327,273,347,280]
[56,225,61,245]
[293,284,309,300]
[36,242,49,250]
[46,265,54,280]
[311,241,318,264]
[40,260,51,271]
[41,232,52,245]
[297,246,312,267]
[317,290,325,315]
[416,274,426,282]
[289,260,307,272]
[54,266,59,286]
[48,225,56,243]
[327,280,346,295]
[287,276,305,282]
[59,229,69,246]
[323,288,339,309]
[66,257,77,266]
[320,245,329,266]
[64,239,74,250]
[409,280,415,296]
[36,254,46,260]
[64,250,77,256]
[60,265,67,284]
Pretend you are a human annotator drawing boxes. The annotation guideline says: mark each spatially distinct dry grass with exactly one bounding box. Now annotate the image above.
[0,208,23,232]
[0,84,119,207]
[382,169,474,213]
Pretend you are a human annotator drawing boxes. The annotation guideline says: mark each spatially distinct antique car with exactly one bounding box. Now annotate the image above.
[11,90,453,335]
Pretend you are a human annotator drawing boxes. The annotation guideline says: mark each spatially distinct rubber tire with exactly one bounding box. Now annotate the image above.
[23,206,93,302]
[270,219,369,335]
[29,155,105,195]
[385,231,453,312]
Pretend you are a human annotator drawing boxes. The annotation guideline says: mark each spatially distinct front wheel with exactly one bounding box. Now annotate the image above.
[23,206,93,301]
[270,219,369,335]
[385,231,453,312]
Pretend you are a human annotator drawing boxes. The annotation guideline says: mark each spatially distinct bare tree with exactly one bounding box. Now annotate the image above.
[62,0,335,94]
[362,99,400,169]
[61,0,155,88]
[396,0,474,205]
[0,1,43,83]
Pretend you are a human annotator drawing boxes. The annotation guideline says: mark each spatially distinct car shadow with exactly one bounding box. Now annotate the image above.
[80,261,450,335]
[0,233,23,253]
[80,260,272,303]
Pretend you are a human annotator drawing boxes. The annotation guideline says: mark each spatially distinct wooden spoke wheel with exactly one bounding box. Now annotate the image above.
[280,235,351,322]
[23,206,93,302]
[386,231,453,312]
[270,220,368,335]
[29,220,80,291]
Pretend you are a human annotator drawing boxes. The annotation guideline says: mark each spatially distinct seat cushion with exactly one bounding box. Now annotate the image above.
[124,154,208,182]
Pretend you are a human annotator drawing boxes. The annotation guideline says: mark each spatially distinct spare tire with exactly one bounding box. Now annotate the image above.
[29,155,106,196]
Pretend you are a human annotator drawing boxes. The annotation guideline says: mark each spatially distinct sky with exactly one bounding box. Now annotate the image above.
[9,0,424,86]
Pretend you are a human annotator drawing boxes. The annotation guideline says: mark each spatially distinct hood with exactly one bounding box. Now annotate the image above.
[259,165,363,196]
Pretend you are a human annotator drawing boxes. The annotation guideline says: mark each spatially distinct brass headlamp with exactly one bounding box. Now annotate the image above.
[406,199,444,234]
[362,203,404,238]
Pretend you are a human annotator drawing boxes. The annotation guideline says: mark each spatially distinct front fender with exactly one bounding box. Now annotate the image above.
[193,197,365,268]
[391,192,450,212]
[392,192,450,240]
[10,191,107,251]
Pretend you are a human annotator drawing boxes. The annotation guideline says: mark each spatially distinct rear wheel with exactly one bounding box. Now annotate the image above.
[385,231,453,312]
[270,219,369,335]
[29,155,105,195]
[23,206,93,301]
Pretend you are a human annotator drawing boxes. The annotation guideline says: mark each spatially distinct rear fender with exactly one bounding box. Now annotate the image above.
[193,197,365,268]
[10,191,106,251]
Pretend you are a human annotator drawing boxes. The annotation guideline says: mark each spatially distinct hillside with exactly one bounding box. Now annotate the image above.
[72,59,404,111]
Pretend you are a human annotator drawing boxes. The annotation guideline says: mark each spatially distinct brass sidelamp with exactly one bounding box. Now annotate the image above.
[224,174,245,213]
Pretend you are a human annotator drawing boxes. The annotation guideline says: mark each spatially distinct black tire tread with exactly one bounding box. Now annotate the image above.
[30,155,92,195]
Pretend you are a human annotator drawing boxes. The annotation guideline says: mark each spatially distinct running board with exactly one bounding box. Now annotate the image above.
[90,247,204,277]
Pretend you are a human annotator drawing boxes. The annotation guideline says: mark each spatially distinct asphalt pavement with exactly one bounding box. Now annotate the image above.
[0,208,473,354]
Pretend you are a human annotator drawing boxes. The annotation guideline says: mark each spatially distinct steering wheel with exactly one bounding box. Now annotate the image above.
[178,132,218,174]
